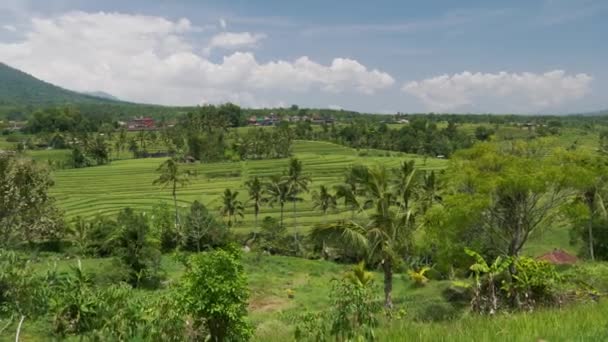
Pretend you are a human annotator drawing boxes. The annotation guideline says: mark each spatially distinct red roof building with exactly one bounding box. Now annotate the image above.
[537,249,578,265]
[127,117,155,130]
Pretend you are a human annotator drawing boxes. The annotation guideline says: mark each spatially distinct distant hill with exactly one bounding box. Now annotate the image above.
[82,91,120,101]
[0,62,124,106]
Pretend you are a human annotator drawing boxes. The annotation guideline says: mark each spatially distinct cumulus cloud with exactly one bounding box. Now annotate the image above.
[206,31,266,51]
[402,70,592,112]
[0,11,394,107]
[2,24,16,32]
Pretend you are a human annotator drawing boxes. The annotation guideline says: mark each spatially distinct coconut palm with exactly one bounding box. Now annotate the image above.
[393,160,418,212]
[311,185,337,221]
[219,188,244,227]
[420,170,442,213]
[153,158,191,227]
[286,158,311,232]
[311,165,413,308]
[264,175,292,228]
[245,176,264,228]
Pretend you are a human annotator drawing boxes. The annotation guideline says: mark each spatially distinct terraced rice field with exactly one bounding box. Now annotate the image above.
[50,140,447,233]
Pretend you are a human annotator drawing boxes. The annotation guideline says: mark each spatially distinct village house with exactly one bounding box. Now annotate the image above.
[127,116,156,131]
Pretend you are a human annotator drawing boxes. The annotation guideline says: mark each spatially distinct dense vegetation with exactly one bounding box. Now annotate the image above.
[4,71,608,339]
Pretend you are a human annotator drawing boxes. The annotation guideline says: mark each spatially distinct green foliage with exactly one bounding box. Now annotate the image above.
[465,248,512,315]
[408,266,431,287]
[181,200,229,252]
[109,208,162,288]
[177,247,253,341]
[0,251,50,339]
[503,257,561,309]
[150,201,178,252]
[0,155,64,246]
[220,188,245,226]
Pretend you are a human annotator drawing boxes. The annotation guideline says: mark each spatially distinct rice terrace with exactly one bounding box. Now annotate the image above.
[1,1,608,341]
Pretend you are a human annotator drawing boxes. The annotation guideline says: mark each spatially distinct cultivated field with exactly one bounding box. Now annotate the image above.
[50,140,447,233]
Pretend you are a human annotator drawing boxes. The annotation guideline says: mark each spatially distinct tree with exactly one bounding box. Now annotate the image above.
[311,165,414,308]
[311,185,337,221]
[286,158,311,234]
[420,170,442,213]
[182,201,227,252]
[219,188,244,227]
[264,175,292,229]
[563,152,608,261]
[245,176,264,228]
[153,158,191,228]
[0,155,64,247]
[334,166,364,218]
[445,142,572,290]
[109,208,162,288]
[177,247,252,341]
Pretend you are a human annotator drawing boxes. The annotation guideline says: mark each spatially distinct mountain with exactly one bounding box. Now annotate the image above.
[83,91,120,101]
[0,62,123,106]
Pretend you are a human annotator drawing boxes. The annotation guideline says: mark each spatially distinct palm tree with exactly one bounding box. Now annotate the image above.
[420,170,442,213]
[311,185,337,221]
[311,165,412,308]
[219,188,244,227]
[393,160,418,212]
[153,158,190,227]
[245,176,264,228]
[286,158,311,233]
[335,166,365,218]
[264,175,291,228]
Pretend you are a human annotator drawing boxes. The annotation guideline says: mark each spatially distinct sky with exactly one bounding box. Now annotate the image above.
[0,0,606,114]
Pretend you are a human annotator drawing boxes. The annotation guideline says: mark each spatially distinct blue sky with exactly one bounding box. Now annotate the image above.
[0,0,606,113]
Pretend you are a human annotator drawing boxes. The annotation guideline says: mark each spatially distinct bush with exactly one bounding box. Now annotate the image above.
[177,246,253,341]
[503,257,562,310]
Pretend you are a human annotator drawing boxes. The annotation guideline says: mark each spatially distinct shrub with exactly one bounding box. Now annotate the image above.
[408,266,431,287]
[503,257,561,310]
[177,246,252,341]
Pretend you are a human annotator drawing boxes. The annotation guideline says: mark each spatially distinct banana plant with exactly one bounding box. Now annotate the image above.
[465,248,512,315]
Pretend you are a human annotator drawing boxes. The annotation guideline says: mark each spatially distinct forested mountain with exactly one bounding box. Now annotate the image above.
[0,62,122,106]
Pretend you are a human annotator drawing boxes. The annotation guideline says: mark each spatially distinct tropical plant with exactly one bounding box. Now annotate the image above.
[245,176,264,228]
[345,261,374,288]
[153,158,191,227]
[465,248,512,315]
[264,174,292,228]
[408,266,431,287]
[311,185,337,220]
[286,158,311,233]
[311,165,414,308]
[219,188,244,227]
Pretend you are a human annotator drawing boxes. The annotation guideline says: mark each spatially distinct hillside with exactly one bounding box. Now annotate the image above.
[0,62,123,106]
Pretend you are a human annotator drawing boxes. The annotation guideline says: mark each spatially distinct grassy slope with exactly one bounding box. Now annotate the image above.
[13,253,608,341]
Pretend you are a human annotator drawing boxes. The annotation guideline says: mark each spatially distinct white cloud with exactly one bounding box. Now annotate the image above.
[0,11,395,107]
[2,24,16,32]
[402,70,592,112]
[219,18,227,29]
[207,31,266,51]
